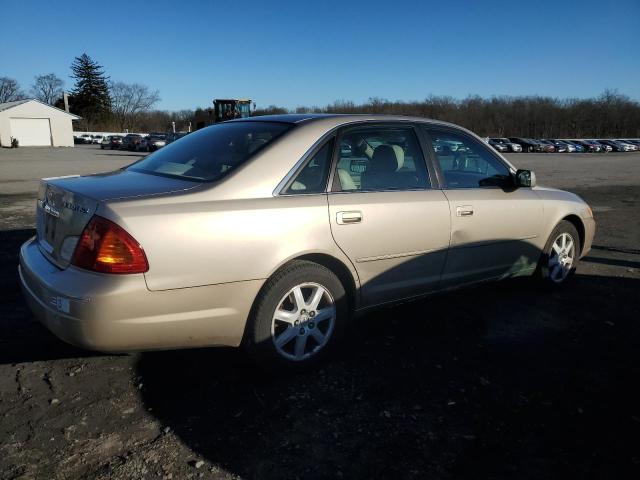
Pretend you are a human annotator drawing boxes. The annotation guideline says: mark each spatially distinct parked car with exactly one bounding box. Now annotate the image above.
[19,115,595,370]
[79,134,93,144]
[92,135,104,144]
[139,135,167,152]
[508,137,543,153]
[109,135,124,149]
[587,140,610,152]
[541,139,575,153]
[559,140,585,153]
[550,140,577,153]
[121,134,144,151]
[491,138,522,153]
[611,140,638,151]
[487,138,508,153]
[597,142,613,153]
[594,140,630,152]
[100,136,111,149]
[539,140,565,153]
[572,140,601,153]
[620,139,640,149]
[165,132,190,144]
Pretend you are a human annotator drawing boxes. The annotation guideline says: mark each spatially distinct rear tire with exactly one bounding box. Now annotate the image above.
[244,260,348,373]
[535,220,580,287]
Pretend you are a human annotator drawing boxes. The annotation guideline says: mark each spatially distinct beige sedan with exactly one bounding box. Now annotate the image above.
[19,115,595,369]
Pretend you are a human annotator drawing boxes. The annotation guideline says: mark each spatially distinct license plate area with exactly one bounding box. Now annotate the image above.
[44,212,58,246]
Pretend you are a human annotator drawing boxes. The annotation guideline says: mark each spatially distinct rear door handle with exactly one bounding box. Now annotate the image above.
[456,205,474,217]
[336,211,363,224]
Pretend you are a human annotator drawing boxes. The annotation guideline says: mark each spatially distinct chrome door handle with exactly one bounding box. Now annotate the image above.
[456,205,474,217]
[336,211,362,224]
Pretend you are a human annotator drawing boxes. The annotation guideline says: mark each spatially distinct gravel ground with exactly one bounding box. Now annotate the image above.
[1,147,639,479]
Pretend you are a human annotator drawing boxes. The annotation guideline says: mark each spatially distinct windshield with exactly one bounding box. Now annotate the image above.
[128,121,292,182]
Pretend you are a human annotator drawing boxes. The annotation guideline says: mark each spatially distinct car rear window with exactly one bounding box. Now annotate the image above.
[127,121,292,182]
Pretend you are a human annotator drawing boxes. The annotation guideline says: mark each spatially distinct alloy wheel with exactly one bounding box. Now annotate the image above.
[271,282,336,361]
[548,233,576,283]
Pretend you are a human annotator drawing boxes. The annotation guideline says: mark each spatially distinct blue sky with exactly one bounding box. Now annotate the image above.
[2,0,638,111]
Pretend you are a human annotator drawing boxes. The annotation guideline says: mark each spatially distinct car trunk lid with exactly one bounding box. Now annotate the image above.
[36,170,200,269]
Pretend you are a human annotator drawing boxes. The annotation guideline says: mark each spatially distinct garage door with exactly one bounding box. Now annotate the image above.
[10,118,52,146]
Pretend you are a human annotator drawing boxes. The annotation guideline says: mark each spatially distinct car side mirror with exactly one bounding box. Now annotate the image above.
[515,169,536,188]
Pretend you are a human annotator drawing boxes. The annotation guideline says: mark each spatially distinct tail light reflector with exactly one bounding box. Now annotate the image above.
[71,215,148,274]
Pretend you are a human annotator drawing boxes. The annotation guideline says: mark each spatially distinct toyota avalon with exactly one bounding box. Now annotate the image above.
[19,115,595,370]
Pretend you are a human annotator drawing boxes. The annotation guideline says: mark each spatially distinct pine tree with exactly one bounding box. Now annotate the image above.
[69,53,111,127]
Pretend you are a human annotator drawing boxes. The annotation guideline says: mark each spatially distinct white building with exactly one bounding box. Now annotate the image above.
[0,99,80,147]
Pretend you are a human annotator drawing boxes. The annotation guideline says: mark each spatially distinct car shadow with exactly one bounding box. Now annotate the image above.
[136,273,640,479]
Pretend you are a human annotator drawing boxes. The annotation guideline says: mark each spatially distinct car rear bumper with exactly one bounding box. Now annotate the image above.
[19,237,261,352]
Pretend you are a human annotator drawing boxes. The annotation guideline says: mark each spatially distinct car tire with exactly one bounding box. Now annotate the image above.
[243,260,348,373]
[535,220,580,287]
[527,146,534,153]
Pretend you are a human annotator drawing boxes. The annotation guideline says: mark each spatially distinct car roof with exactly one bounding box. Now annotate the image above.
[228,113,475,135]
[231,113,458,127]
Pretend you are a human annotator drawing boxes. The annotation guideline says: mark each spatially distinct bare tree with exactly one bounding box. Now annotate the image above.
[110,81,160,131]
[30,73,64,105]
[0,77,26,103]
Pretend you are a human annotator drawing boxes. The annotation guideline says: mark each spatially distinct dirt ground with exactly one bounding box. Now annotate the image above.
[1,146,639,479]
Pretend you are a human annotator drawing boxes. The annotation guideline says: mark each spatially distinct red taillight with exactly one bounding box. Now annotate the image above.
[71,216,148,274]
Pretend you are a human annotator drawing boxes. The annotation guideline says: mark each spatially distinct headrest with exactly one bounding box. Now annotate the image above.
[440,145,453,155]
[370,144,404,173]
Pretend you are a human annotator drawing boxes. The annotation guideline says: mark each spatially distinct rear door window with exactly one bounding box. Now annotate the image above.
[333,126,430,192]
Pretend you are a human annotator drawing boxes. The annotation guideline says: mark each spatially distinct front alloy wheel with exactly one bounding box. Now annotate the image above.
[548,232,576,283]
[536,220,580,286]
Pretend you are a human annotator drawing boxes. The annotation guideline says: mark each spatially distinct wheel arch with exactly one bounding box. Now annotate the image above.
[241,253,359,345]
[561,214,585,255]
[294,253,358,311]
